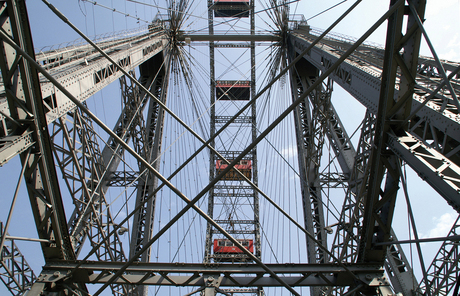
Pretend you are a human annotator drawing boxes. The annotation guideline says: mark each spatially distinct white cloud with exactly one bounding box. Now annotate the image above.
[426,0,460,18]
[280,145,298,159]
[424,211,458,238]
[443,49,460,62]
[442,32,460,61]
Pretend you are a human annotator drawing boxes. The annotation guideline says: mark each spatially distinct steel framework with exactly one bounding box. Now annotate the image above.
[0,0,459,295]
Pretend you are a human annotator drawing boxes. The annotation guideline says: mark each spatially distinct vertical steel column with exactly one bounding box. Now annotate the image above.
[250,3,262,295]
[250,0,261,263]
[0,1,86,294]
[331,111,375,264]
[359,0,426,266]
[323,111,375,295]
[128,53,170,296]
[289,57,329,262]
[0,0,74,262]
[204,0,216,265]
[53,107,129,296]
[289,57,329,296]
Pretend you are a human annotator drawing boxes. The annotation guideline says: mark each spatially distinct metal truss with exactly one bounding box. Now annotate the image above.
[127,52,170,296]
[204,0,261,272]
[330,111,375,264]
[0,223,36,295]
[290,6,460,212]
[0,21,167,166]
[1,0,460,295]
[416,214,460,295]
[0,0,74,268]
[384,230,418,295]
[358,0,425,266]
[0,1,86,294]
[289,56,330,264]
[51,107,130,295]
[38,261,386,288]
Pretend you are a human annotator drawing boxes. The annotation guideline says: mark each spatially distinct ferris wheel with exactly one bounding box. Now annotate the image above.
[0,0,459,295]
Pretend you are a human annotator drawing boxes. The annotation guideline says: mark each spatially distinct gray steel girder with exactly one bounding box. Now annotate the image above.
[0,0,74,263]
[0,0,86,294]
[290,33,460,142]
[38,261,385,288]
[359,0,425,265]
[0,28,167,166]
[289,57,329,268]
[290,16,460,212]
[127,51,170,296]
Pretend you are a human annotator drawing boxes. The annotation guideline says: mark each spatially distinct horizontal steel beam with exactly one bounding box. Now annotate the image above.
[177,34,280,42]
[44,261,383,274]
[39,261,385,287]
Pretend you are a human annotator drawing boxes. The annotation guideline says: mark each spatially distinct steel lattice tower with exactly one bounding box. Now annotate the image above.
[0,0,460,296]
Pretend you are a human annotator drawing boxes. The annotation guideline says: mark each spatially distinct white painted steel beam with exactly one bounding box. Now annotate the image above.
[0,30,167,165]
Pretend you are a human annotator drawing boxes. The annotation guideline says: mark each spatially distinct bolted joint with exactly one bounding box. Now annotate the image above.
[204,274,222,288]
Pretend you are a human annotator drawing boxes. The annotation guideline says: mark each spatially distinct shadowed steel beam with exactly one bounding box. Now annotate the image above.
[0,27,166,166]
[43,261,383,274]
[359,0,426,264]
[39,261,385,288]
[289,58,329,267]
[0,0,74,262]
[0,1,86,295]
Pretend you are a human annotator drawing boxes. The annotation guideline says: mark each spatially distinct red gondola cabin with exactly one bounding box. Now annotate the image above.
[214,0,250,18]
[216,80,251,100]
[213,239,254,254]
[216,159,252,180]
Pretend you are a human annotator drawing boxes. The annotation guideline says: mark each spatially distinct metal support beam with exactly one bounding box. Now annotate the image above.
[289,57,329,269]
[291,12,460,212]
[0,1,86,294]
[177,34,280,42]
[0,221,36,295]
[0,23,167,166]
[127,51,170,296]
[359,0,426,264]
[38,261,384,288]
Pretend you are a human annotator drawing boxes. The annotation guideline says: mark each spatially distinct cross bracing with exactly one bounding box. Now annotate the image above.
[0,0,459,296]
